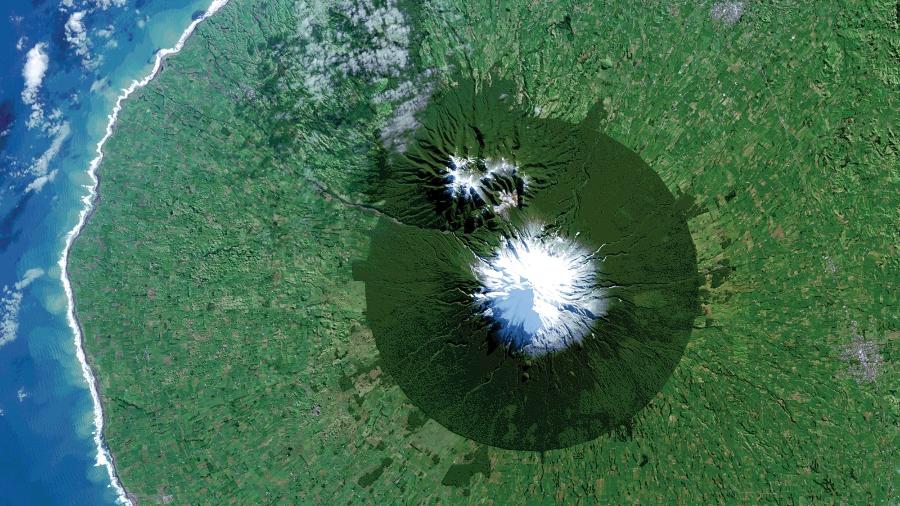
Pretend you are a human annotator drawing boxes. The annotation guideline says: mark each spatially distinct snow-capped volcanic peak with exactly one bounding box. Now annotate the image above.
[446,155,483,198]
[473,224,605,357]
[444,154,520,203]
[483,157,516,177]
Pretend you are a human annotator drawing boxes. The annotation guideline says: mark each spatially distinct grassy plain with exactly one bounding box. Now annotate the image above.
[70,0,897,503]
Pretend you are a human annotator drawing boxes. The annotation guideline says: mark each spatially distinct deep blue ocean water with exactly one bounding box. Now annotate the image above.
[0,1,213,504]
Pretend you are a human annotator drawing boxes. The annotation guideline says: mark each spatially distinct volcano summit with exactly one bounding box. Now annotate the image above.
[473,223,605,357]
[355,79,700,450]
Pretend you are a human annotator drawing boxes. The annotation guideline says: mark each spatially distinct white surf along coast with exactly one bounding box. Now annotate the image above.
[59,1,230,503]
[473,223,607,358]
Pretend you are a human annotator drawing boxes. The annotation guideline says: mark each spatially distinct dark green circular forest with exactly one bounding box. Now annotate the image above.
[355,80,701,451]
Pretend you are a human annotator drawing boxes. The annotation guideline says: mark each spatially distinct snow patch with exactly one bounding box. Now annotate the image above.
[443,154,524,214]
[474,224,605,357]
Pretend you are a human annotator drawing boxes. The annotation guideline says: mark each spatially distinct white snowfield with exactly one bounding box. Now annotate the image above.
[445,155,521,202]
[474,224,606,357]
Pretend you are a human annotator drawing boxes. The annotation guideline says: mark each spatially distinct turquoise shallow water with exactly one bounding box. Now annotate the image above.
[0,1,213,503]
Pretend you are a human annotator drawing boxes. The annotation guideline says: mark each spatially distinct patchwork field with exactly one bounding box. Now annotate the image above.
[70,0,896,503]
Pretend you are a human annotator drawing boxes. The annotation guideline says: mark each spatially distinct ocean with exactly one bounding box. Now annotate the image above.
[0,1,220,504]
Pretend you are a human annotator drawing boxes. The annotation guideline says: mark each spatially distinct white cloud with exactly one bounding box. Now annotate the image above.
[66,11,99,69]
[15,269,45,291]
[21,43,49,129]
[66,11,88,51]
[28,122,70,179]
[95,25,114,38]
[58,1,126,67]
[25,170,58,193]
[22,43,48,91]
[93,0,127,9]
[47,107,64,125]
[0,269,44,349]
[377,72,436,152]
[293,0,411,98]
[60,0,126,10]
[0,290,23,348]
[89,77,108,93]
[22,42,50,105]
[95,25,118,48]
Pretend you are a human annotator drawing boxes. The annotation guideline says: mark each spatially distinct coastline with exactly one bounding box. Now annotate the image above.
[58,1,230,504]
